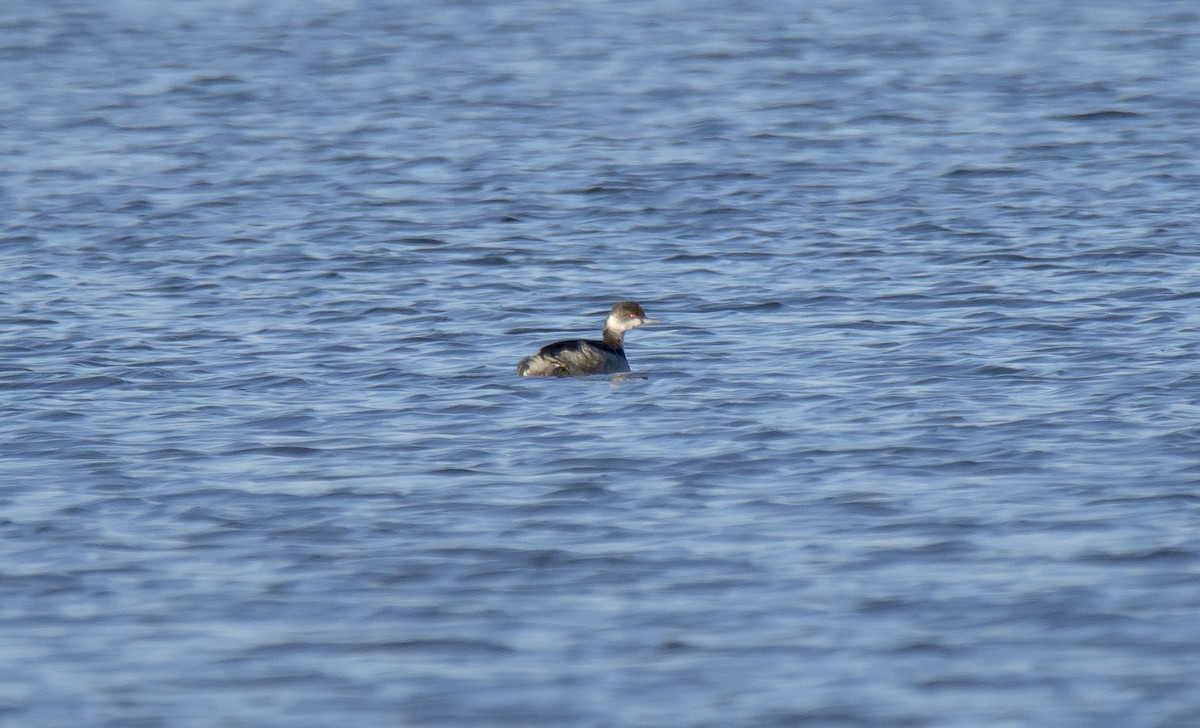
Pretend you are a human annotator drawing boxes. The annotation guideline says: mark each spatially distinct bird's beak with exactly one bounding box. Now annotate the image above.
[641,316,660,324]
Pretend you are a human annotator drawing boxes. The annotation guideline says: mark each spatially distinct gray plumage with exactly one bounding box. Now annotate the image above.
[517,301,657,377]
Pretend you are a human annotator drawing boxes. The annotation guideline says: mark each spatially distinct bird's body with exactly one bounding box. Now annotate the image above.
[517,302,656,377]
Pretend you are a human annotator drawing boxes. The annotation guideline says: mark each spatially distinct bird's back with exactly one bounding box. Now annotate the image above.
[516,339,629,377]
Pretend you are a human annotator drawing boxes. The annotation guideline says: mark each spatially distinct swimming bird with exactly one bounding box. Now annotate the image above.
[516,301,657,377]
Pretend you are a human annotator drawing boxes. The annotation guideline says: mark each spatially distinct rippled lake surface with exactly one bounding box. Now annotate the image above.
[4,1,1200,725]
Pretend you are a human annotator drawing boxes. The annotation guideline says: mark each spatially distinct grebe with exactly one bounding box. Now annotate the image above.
[517,301,657,377]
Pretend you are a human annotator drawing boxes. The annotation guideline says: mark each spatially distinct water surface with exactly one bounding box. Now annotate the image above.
[3,1,1200,725]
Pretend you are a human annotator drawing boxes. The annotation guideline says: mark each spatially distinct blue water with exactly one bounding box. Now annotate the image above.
[4,1,1200,725]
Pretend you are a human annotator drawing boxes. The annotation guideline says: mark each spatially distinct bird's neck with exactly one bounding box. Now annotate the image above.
[601,325,625,351]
